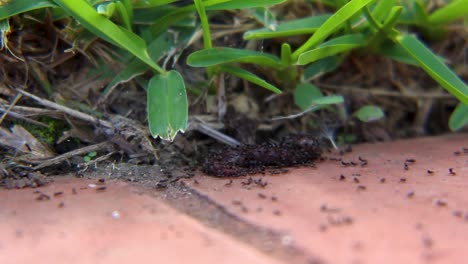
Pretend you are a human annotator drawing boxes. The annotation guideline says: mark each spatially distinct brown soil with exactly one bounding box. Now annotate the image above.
[0,2,467,188]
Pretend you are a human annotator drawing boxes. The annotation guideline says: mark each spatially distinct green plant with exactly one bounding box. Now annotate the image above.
[83,151,97,162]
[23,117,69,146]
[0,0,287,141]
[187,0,468,129]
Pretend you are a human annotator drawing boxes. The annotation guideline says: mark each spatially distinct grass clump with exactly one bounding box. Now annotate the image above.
[0,0,467,147]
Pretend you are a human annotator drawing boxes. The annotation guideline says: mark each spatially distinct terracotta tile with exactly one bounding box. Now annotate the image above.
[187,134,468,264]
[0,177,282,264]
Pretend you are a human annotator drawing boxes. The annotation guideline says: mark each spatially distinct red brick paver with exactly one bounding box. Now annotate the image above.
[0,178,282,264]
[186,134,468,264]
[1,134,467,264]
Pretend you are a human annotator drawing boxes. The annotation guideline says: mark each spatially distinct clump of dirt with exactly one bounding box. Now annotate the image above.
[202,134,323,177]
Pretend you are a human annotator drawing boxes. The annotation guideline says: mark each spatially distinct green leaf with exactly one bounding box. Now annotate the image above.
[297,33,366,65]
[294,83,323,111]
[292,0,376,60]
[147,70,188,141]
[220,65,282,94]
[187,47,282,68]
[52,0,164,74]
[449,103,468,131]
[100,61,149,100]
[395,34,468,104]
[0,0,57,20]
[102,27,197,99]
[303,56,341,81]
[354,105,384,122]
[243,15,331,40]
[428,0,468,25]
[311,95,344,105]
[299,94,344,114]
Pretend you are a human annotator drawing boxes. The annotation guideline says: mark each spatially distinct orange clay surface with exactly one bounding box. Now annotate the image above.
[1,134,467,264]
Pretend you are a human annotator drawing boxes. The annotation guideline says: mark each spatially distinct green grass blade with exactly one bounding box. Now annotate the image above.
[194,0,212,49]
[187,47,282,68]
[449,103,468,131]
[207,0,286,10]
[101,61,149,100]
[52,0,164,74]
[297,33,366,65]
[147,70,188,141]
[395,34,468,104]
[281,43,292,65]
[369,0,396,24]
[0,0,57,20]
[133,0,179,8]
[292,0,375,60]
[243,14,331,40]
[428,0,468,25]
[220,65,282,94]
[114,0,133,30]
[102,26,197,99]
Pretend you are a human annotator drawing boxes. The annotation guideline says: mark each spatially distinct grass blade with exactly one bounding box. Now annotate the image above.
[0,0,57,20]
[297,33,366,65]
[428,0,468,25]
[395,34,468,104]
[449,103,468,131]
[52,0,164,74]
[207,0,286,10]
[220,65,282,94]
[243,15,331,40]
[187,47,282,68]
[292,0,375,60]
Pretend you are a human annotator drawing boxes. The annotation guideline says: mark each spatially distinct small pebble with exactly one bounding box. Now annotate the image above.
[111,210,121,219]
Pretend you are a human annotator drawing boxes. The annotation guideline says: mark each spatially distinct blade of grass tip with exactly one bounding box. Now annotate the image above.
[0,0,57,20]
[448,103,468,131]
[428,0,468,25]
[206,0,285,10]
[194,0,212,49]
[220,65,282,94]
[292,0,375,61]
[115,0,133,31]
[52,0,164,74]
[395,34,468,104]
